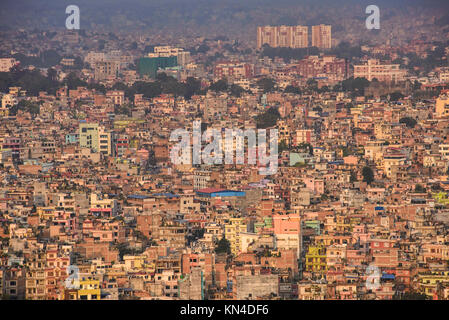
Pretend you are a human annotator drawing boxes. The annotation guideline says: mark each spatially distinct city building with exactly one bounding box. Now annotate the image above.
[257,25,308,49]
[311,24,332,49]
[353,59,407,82]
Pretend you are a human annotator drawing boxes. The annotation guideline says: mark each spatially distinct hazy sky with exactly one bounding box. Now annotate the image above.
[0,0,447,32]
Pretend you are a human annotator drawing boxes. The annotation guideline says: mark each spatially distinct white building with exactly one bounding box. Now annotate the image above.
[354,59,407,82]
[148,46,191,66]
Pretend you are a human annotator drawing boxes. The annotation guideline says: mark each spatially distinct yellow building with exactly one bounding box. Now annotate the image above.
[433,192,449,205]
[123,255,146,271]
[383,153,406,178]
[364,140,384,163]
[418,271,449,297]
[277,120,291,146]
[305,245,327,273]
[0,106,9,117]
[335,215,351,233]
[436,92,449,117]
[113,119,145,129]
[225,218,247,256]
[77,275,101,300]
[37,207,54,221]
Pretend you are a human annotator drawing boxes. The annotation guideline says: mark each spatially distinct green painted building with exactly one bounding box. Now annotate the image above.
[138,56,178,78]
[304,220,321,235]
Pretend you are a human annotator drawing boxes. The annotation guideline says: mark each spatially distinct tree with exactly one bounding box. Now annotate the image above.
[260,45,319,63]
[47,68,57,82]
[157,73,185,97]
[11,100,40,116]
[350,171,357,183]
[298,142,313,155]
[362,166,374,185]
[39,49,62,68]
[284,85,301,95]
[413,80,422,91]
[390,91,404,102]
[131,80,162,99]
[328,42,363,61]
[393,291,429,300]
[256,78,275,93]
[339,146,351,157]
[184,77,202,99]
[0,67,59,96]
[306,79,318,89]
[399,117,417,128]
[415,184,426,193]
[229,84,245,97]
[115,104,132,116]
[279,140,288,153]
[255,107,280,129]
[215,237,231,254]
[196,44,210,54]
[341,77,370,96]
[98,40,105,50]
[209,79,228,92]
[64,72,87,90]
[87,82,106,94]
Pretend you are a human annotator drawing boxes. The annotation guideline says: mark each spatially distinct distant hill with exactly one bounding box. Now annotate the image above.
[1,0,448,44]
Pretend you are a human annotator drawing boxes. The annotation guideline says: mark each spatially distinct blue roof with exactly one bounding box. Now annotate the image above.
[128,194,149,199]
[152,193,179,198]
[196,189,245,197]
[381,273,395,280]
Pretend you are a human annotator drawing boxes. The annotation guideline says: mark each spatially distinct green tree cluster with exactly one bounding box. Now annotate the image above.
[215,237,231,254]
[255,107,280,129]
[399,117,417,128]
[362,166,374,184]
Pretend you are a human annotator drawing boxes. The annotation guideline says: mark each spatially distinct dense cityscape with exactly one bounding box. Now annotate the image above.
[1,0,449,301]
